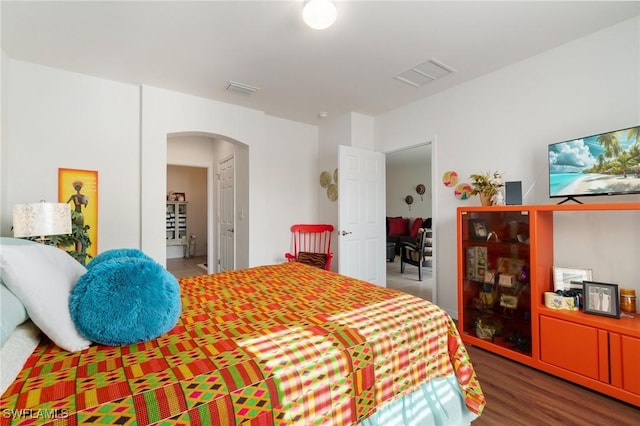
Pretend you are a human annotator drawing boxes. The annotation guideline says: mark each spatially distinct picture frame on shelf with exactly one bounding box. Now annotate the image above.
[469,219,488,240]
[583,281,620,318]
[553,266,593,291]
[175,192,186,202]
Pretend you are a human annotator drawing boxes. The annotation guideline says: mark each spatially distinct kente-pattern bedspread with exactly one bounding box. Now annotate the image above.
[1,262,484,425]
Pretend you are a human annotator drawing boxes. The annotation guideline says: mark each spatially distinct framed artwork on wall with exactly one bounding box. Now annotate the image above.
[58,168,98,262]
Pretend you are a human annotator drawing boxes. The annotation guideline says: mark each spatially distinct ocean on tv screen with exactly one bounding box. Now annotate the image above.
[548,126,640,197]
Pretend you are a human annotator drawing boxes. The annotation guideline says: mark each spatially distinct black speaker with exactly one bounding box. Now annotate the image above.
[505,181,522,205]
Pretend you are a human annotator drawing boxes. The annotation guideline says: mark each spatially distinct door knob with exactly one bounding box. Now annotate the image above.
[341,230,352,236]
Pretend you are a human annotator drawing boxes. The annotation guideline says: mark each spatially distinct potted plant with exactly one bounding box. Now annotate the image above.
[26,210,92,265]
[470,171,504,206]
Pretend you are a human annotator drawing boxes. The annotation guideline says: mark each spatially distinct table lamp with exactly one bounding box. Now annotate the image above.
[12,201,72,243]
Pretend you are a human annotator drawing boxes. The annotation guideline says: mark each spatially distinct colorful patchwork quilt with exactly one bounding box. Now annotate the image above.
[1,262,485,425]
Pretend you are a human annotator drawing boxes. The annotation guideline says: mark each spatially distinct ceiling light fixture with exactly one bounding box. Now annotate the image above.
[303,0,337,30]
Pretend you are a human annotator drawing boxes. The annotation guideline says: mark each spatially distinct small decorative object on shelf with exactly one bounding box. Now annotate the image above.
[474,317,503,341]
[544,291,579,311]
[491,191,505,206]
[469,219,488,240]
[583,280,620,318]
[620,288,636,314]
[469,171,504,206]
[553,267,592,291]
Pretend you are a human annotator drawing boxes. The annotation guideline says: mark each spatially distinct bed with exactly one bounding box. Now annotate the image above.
[1,249,485,425]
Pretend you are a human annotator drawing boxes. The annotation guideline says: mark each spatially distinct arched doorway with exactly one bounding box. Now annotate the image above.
[165,132,249,273]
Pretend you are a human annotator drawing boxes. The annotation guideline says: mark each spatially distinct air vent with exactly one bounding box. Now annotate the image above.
[394,58,455,88]
[226,81,259,96]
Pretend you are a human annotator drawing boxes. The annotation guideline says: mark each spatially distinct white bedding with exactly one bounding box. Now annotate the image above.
[0,321,40,395]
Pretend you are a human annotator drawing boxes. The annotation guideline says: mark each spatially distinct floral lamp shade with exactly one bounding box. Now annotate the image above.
[12,202,72,239]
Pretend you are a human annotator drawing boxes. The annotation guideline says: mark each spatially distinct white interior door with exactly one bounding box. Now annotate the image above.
[338,145,386,285]
[218,155,235,272]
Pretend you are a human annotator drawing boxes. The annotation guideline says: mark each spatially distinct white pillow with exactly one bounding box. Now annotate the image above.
[0,239,91,352]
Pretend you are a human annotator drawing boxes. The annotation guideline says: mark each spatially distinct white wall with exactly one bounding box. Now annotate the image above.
[140,85,320,267]
[2,60,141,251]
[386,148,432,220]
[2,62,319,270]
[1,50,8,219]
[317,112,377,272]
[375,17,640,317]
[317,114,350,270]
[264,116,320,263]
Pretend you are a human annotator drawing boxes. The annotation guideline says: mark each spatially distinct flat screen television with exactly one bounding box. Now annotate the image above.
[548,125,640,203]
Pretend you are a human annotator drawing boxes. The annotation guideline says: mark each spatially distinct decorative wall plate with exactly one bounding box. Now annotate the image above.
[405,195,414,204]
[454,183,473,200]
[319,171,331,188]
[327,183,338,201]
[333,168,338,184]
[416,184,426,195]
[443,171,459,187]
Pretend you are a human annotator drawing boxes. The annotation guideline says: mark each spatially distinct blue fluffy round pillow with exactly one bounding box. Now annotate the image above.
[70,257,181,346]
[87,248,152,271]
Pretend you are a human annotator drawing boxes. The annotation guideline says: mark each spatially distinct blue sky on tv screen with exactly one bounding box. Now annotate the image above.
[548,127,638,174]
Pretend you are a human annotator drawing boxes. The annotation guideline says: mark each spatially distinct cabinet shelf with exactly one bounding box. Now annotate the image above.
[166,201,189,257]
[457,203,640,407]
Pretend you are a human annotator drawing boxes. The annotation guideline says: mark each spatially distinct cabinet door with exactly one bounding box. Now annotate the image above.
[540,316,601,380]
[458,209,532,356]
[611,334,640,395]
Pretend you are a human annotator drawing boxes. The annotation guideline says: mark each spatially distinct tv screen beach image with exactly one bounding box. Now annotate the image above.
[548,126,640,198]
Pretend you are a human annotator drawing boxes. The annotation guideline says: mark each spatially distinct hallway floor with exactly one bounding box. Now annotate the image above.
[167,255,433,301]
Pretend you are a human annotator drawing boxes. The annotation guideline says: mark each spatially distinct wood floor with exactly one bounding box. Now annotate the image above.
[467,345,640,425]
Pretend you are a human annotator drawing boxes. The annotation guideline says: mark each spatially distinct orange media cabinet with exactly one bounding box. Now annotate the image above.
[456,203,640,407]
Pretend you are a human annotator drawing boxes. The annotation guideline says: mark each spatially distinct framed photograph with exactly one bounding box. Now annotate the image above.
[175,192,186,202]
[466,246,487,282]
[583,281,620,318]
[553,266,593,291]
[469,219,488,240]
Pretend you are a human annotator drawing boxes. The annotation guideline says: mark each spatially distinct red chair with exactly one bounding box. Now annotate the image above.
[285,224,334,270]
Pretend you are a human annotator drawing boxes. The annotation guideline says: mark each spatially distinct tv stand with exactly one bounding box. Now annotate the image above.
[456,202,640,407]
[557,196,583,205]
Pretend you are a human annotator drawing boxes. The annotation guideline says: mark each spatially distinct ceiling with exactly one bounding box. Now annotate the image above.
[2,1,639,125]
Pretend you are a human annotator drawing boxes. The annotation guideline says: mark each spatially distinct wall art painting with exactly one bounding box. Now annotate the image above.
[58,168,98,261]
